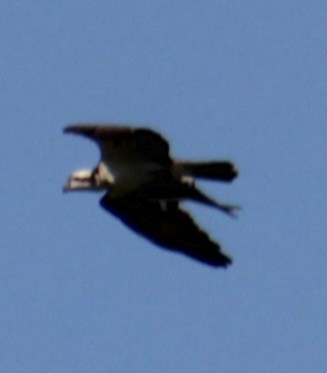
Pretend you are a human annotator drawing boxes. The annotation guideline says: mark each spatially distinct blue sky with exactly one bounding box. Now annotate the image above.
[1,1,326,372]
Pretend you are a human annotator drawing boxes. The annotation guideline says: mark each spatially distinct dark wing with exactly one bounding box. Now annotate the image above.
[64,124,172,166]
[100,193,232,267]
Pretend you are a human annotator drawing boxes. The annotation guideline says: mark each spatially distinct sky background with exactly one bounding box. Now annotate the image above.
[1,1,326,372]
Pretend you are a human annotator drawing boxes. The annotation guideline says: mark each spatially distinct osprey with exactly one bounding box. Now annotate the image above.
[63,124,238,267]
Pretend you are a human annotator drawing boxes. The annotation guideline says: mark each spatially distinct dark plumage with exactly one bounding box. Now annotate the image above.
[64,124,238,267]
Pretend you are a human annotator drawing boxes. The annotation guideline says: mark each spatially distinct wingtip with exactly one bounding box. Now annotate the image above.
[199,251,232,268]
[63,125,97,136]
[220,255,233,268]
[63,125,78,134]
[63,127,70,134]
[231,165,238,180]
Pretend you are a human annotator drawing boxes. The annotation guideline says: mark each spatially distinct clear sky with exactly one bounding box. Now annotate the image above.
[1,1,326,372]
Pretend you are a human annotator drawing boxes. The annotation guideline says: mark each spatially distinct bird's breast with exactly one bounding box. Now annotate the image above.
[99,161,164,198]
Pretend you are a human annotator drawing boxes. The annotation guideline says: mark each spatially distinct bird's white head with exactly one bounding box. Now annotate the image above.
[63,168,109,192]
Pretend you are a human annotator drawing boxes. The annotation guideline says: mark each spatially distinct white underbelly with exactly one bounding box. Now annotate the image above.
[99,161,162,197]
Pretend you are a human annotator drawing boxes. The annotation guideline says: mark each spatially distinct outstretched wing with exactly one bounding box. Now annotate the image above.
[64,124,172,166]
[100,193,232,267]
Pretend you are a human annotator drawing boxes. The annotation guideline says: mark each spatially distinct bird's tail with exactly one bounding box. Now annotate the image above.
[175,161,238,182]
[182,186,240,217]
[136,181,239,217]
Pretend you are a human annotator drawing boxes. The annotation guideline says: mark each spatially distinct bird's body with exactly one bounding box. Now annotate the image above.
[63,124,238,267]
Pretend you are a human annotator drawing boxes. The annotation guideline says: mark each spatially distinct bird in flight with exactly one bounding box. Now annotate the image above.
[63,124,238,267]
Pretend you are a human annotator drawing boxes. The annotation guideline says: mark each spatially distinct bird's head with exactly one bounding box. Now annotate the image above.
[63,168,109,192]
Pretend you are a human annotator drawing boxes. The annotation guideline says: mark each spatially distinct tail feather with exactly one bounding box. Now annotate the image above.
[135,180,239,217]
[177,161,238,182]
[184,186,240,217]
